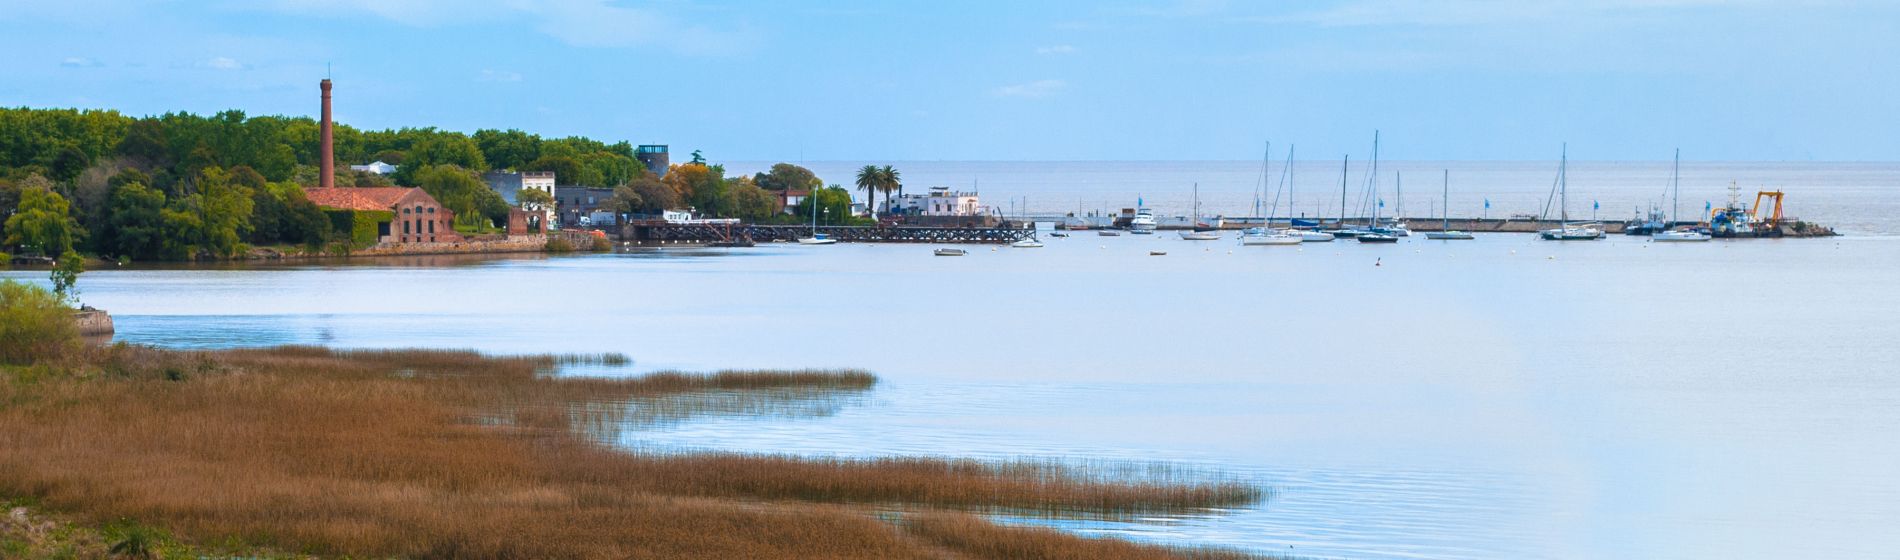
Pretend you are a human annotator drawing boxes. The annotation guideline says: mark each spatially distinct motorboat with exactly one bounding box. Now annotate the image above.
[1149,250,1167,256]
[1048,231,1069,238]
[1652,228,1711,242]
[1357,232,1399,243]
[1098,230,1122,237]
[1129,208,1157,234]
[1540,225,1604,240]
[1010,238,1045,248]
[1425,231,1474,240]
[933,248,967,256]
[1180,230,1222,241]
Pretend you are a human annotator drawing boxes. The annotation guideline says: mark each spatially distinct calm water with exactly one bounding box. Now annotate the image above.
[731,160,1900,236]
[9,161,1900,559]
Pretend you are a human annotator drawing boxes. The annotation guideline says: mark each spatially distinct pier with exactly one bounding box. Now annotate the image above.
[620,221,1037,245]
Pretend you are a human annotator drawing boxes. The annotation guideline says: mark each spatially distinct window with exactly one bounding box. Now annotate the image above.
[404,221,411,234]
[428,221,435,233]
[403,208,411,214]
[428,207,435,214]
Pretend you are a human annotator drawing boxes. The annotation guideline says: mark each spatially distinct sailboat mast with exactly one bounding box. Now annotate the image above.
[1339,155,1349,227]
[1443,169,1450,230]
[1559,143,1570,223]
[1285,145,1296,223]
[1370,131,1380,227]
[1671,148,1680,227]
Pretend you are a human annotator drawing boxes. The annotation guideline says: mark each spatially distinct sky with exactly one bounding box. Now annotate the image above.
[2,0,1896,162]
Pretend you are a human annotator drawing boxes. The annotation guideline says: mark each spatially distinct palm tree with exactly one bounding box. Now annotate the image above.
[877,165,901,216]
[854,165,881,218]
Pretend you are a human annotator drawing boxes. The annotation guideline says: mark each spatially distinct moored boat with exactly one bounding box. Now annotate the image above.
[933,248,967,256]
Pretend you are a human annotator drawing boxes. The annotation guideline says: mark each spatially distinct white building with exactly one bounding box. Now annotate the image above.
[349,160,397,175]
[889,187,982,216]
[482,170,558,228]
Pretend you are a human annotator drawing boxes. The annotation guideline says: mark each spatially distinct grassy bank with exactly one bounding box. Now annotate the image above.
[0,343,1269,559]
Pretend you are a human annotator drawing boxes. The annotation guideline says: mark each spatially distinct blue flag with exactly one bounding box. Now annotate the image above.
[1484,198,1491,209]
[1378,198,1385,208]
[1706,201,1712,212]
[1138,196,1144,207]
[1593,200,1600,210]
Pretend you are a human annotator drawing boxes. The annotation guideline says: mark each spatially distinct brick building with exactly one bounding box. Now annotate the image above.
[305,187,464,244]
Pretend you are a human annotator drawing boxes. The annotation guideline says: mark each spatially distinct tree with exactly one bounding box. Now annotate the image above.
[605,186,644,216]
[0,280,79,365]
[169,167,255,258]
[524,155,584,186]
[790,185,855,226]
[473,128,541,171]
[5,186,80,256]
[877,165,902,215]
[726,177,778,222]
[516,187,553,209]
[413,165,491,228]
[753,163,821,192]
[395,134,486,184]
[627,175,676,214]
[663,163,728,216]
[104,181,167,259]
[854,165,880,217]
[50,250,83,305]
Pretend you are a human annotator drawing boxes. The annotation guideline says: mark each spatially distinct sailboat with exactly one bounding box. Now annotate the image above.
[1242,143,1302,246]
[1378,171,1411,236]
[1179,183,1222,240]
[1283,148,1334,242]
[1425,169,1474,240]
[1323,155,1364,238]
[1357,132,1398,243]
[1538,144,1604,241]
[1653,149,1712,242]
[1010,196,1045,247]
[796,190,837,245]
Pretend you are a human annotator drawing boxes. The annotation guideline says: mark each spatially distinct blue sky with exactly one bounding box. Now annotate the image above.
[2,0,1895,161]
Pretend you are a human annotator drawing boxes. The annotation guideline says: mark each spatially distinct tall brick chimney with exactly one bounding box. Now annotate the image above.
[319,79,334,189]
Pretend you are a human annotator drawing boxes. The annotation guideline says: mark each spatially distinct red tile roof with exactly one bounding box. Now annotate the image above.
[304,187,418,212]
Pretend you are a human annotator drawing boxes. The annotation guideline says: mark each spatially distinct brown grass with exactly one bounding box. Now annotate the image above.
[0,345,1267,559]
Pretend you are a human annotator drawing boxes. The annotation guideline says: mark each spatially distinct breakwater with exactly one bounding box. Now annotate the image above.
[621,222,1036,245]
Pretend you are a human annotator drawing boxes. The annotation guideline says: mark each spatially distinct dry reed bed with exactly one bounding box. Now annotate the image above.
[0,345,1268,559]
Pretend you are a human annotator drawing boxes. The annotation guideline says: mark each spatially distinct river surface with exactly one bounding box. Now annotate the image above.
[8,162,1900,559]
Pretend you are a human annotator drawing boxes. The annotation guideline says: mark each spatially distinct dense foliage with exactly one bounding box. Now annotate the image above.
[0,106,661,259]
[0,280,78,365]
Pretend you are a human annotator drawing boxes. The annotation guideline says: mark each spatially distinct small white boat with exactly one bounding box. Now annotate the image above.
[1010,238,1045,248]
[1098,230,1122,237]
[797,234,837,245]
[1425,231,1474,240]
[1130,208,1157,234]
[1653,229,1711,242]
[1180,231,1222,241]
[1540,226,1603,240]
[933,248,967,256]
[1293,229,1335,242]
[1149,250,1167,256]
[1048,231,1069,238]
[1240,231,1302,246]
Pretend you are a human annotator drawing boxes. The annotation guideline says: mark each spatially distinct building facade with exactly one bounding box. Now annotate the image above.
[555,185,617,226]
[483,170,557,228]
[305,187,464,244]
[888,187,982,216]
[636,145,669,178]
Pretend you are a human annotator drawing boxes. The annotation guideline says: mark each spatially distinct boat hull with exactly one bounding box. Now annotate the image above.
[1424,231,1474,240]
[1357,234,1399,243]
[1240,235,1302,246]
[1652,231,1712,242]
[1180,232,1222,241]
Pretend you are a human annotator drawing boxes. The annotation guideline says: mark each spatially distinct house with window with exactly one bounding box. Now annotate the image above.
[888,187,982,216]
[304,187,463,244]
[483,170,557,227]
[555,185,617,226]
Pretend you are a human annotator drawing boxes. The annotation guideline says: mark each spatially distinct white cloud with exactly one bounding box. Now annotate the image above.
[993,79,1066,99]
[203,56,244,70]
[1035,45,1077,55]
[479,69,523,82]
[60,56,104,68]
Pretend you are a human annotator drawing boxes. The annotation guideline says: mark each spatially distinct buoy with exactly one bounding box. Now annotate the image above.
[1509,249,1517,255]
[1375,257,1382,267]
[1547,255,1555,260]
[1226,250,1233,254]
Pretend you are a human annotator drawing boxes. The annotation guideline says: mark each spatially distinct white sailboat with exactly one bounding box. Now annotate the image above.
[797,192,837,245]
[1425,169,1474,240]
[1242,143,1302,246]
[1539,144,1604,241]
[1180,183,1222,240]
[1653,149,1712,242]
[1322,155,1366,238]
